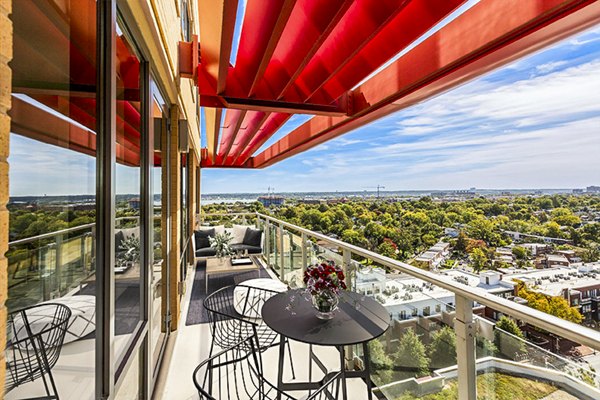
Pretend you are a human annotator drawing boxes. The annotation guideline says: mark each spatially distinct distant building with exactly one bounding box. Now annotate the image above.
[586,186,600,193]
[557,249,578,262]
[297,198,323,205]
[415,242,449,268]
[356,267,387,295]
[573,189,584,194]
[444,227,459,238]
[128,198,141,210]
[544,254,570,268]
[522,243,551,256]
[258,196,285,207]
[509,263,600,322]
[502,230,573,245]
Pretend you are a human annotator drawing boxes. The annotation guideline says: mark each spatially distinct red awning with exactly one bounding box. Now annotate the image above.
[180,0,600,168]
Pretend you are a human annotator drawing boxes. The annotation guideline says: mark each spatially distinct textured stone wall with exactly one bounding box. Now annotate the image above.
[0,0,11,393]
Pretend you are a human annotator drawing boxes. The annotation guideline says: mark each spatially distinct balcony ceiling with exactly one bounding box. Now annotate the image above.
[186,0,600,169]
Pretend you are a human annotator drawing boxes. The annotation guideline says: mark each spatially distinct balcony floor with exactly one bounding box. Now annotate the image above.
[154,261,374,400]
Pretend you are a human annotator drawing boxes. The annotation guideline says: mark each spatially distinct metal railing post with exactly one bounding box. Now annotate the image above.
[301,232,307,271]
[288,231,294,270]
[342,248,351,290]
[264,220,271,267]
[455,294,477,400]
[279,223,285,280]
[55,234,63,297]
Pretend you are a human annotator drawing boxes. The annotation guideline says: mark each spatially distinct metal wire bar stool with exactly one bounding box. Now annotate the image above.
[193,335,341,400]
[5,303,72,399]
[204,284,297,378]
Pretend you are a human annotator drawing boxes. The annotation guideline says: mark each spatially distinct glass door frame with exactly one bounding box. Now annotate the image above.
[96,2,156,398]
[150,77,171,385]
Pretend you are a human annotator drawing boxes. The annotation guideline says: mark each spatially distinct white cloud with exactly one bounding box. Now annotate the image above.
[535,61,568,74]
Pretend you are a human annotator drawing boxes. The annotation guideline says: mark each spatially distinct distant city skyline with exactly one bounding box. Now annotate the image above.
[9,25,600,197]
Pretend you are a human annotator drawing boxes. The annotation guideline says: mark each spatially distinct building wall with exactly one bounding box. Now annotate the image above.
[0,0,11,392]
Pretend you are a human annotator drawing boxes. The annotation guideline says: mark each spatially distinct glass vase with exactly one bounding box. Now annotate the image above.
[312,290,339,320]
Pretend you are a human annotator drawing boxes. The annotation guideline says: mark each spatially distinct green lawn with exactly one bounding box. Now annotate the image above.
[395,373,558,400]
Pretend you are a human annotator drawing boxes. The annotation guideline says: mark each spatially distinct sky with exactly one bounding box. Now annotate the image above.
[8,16,600,197]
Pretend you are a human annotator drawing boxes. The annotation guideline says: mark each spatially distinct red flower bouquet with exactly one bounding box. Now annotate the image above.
[303,262,347,295]
[303,262,347,319]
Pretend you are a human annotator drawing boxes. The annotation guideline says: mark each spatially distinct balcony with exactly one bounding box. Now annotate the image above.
[5,212,600,399]
[153,213,600,400]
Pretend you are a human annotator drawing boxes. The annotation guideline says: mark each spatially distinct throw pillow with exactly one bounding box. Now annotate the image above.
[194,228,214,249]
[243,228,262,247]
[213,225,225,236]
[232,225,248,244]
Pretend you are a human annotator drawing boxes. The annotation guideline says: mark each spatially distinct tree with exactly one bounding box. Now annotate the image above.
[495,316,527,360]
[476,336,498,358]
[377,239,397,259]
[512,246,528,260]
[341,229,367,248]
[544,221,563,238]
[468,218,501,247]
[454,231,469,253]
[517,282,583,324]
[393,328,430,378]
[470,248,489,272]
[368,339,393,383]
[581,246,600,263]
[551,207,581,227]
[429,326,457,368]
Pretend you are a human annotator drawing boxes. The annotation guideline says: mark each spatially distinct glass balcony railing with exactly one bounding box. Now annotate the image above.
[197,212,600,399]
[7,215,162,313]
[7,222,96,312]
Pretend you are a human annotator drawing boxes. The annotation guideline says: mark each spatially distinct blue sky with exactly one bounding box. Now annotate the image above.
[9,22,600,196]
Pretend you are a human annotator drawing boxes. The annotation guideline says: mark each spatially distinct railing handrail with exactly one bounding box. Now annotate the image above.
[8,222,96,246]
[8,215,158,247]
[252,212,600,351]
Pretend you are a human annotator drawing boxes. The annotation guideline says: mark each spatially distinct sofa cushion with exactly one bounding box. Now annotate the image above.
[243,228,262,248]
[119,227,139,240]
[194,228,214,249]
[212,225,225,235]
[230,244,262,254]
[232,225,248,244]
[195,247,217,257]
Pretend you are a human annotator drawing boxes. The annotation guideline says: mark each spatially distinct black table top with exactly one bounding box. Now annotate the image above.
[261,289,391,346]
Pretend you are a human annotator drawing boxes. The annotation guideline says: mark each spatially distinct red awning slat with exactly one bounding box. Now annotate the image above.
[226,111,269,165]
[216,109,247,163]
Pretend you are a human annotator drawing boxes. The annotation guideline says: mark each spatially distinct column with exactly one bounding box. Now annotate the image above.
[0,0,12,390]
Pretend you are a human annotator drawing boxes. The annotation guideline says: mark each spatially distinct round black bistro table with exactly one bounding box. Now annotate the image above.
[262,289,390,400]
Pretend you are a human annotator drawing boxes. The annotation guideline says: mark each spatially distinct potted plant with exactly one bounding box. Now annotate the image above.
[303,261,347,320]
[209,231,233,260]
[117,235,141,271]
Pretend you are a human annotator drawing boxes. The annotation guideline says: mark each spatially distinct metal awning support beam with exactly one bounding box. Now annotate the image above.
[199,93,348,116]
[251,0,600,168]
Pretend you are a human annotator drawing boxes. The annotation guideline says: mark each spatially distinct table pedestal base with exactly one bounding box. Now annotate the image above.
[276,337,374,400]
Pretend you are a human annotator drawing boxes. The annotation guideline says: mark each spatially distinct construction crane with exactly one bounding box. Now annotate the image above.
[364,185,385,199]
